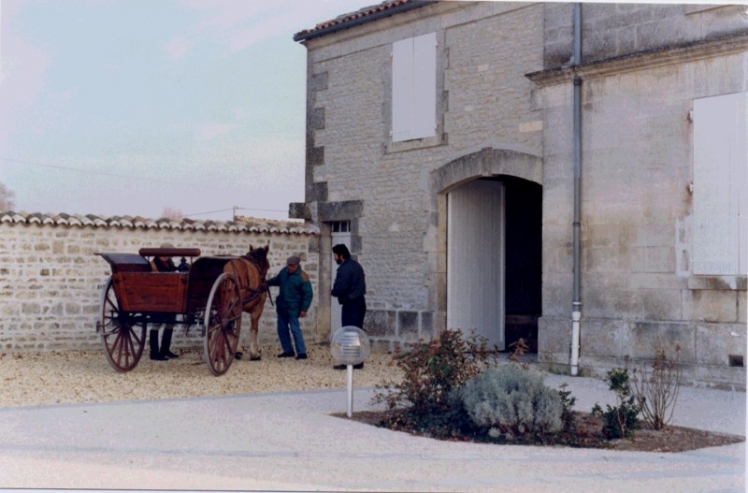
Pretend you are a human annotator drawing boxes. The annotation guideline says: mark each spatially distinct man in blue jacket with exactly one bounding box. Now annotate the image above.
[267,255,313,360]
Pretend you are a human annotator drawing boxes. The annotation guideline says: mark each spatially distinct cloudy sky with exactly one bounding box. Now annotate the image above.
[0,0,376,221]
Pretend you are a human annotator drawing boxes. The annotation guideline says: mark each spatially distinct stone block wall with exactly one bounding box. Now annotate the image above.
[299,2,545,350]
[544,3,746,67]
[295,2,746,388]
[535,13,747,389]
[0,214,319,354]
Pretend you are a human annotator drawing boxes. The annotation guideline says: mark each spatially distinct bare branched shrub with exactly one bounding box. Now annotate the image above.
[161,207,184,219]
[632,346,682,430]
[0,183,16,211]
[508,338,530,369]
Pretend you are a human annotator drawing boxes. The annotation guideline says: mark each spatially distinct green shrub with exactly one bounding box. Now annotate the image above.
[372,329,495,433]
[459,364,564,438]
[592,368,642,439]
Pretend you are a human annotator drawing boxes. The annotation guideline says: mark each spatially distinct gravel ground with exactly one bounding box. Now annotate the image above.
[0,343,403,408]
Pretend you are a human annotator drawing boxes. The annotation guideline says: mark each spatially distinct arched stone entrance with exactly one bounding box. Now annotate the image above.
[430,147,543,351]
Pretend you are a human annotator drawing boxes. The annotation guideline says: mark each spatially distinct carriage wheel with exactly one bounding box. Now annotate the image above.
[98,277,146,372]
[203,273,242,376]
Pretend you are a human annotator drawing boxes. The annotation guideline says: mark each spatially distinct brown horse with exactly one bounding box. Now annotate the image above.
[223,245,270,360]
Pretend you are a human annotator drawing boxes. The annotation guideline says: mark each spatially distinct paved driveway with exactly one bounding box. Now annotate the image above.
[0,375,744,492]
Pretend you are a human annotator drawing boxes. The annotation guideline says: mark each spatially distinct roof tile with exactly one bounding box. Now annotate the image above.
[0,211,319,235]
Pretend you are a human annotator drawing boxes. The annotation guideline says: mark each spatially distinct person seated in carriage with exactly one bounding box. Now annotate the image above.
[148,243,182,361]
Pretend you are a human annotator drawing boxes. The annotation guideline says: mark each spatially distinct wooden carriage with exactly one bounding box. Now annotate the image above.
[95,247,244,376]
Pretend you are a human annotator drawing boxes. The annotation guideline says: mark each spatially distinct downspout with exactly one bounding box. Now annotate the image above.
[570,3,583,376]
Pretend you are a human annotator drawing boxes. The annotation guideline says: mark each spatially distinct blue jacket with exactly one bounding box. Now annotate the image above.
[267,266,313,317]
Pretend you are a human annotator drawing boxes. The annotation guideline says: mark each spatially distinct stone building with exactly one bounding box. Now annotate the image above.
[292,1,747,389]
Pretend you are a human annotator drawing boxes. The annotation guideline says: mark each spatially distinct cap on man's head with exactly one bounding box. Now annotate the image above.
[160,242,175,249]
[287,255,300,266]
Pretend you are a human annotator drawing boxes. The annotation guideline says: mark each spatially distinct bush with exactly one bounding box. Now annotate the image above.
[458,364,564,438]
[372,329,496,433]
[632,347,682,430]
[592,368,642,439]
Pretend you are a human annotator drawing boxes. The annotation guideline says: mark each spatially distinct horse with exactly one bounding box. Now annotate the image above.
[223,245,270,361]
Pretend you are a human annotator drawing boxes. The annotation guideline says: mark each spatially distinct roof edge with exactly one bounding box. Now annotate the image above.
[293,0,438,42]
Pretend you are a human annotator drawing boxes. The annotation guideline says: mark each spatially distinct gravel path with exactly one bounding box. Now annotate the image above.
[0,344,403,408]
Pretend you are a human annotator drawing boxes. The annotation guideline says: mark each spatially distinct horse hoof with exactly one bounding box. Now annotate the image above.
[250,355,261,361]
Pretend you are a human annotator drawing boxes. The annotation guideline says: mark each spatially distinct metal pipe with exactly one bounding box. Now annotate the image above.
[573,3,582,64]
[571,3,583,376]
[346,365,354,417]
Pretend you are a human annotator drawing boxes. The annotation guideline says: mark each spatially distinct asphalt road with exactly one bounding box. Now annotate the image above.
[0,374,744,492]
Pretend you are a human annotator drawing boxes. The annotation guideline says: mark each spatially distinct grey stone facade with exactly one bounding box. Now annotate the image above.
[294,2,747,389]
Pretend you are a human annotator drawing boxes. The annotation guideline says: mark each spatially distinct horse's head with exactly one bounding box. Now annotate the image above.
[246,245,270,276]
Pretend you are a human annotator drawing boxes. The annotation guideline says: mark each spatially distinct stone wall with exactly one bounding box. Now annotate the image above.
[532,4,748,389]
[0,213,319,353]
[543,3,747,67]
[294,2,747,388]
[297,2,546,350]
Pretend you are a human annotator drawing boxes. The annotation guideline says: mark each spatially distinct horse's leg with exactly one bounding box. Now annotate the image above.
[249,311,261,360]
[249,302,264,361]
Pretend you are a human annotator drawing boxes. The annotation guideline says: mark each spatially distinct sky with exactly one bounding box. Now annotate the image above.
[0,0,377,221]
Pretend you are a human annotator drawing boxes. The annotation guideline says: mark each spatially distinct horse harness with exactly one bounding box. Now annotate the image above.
[239,253,273,308]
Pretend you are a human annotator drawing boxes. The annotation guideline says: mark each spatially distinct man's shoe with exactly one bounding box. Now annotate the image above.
[150,352,168,361]
[353,362,364,370]
[296,354,307,360]
[277,352,295,358]
[162,350,179,359]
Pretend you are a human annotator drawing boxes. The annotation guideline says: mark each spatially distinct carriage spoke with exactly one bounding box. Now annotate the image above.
[204,272,241,376]
[99,278,145,373]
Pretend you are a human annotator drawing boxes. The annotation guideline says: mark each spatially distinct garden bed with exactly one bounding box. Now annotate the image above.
[338,409,745,452]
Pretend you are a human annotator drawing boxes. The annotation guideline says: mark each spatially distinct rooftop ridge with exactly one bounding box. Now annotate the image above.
[0,211,319,235]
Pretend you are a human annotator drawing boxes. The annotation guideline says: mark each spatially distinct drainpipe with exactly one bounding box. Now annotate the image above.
[570,3,583,376]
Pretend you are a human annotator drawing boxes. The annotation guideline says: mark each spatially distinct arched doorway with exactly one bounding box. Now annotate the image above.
[432,148,543,352]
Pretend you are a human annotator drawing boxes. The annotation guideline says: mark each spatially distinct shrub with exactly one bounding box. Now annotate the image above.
[458,364,564,438]
[557,382,577,432]
[372,329,496,433]
[632,347,682,430]
[592,368,642,439]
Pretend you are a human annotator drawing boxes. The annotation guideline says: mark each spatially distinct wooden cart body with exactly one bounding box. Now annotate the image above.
[95,248,244,376]
[98,251,234,314]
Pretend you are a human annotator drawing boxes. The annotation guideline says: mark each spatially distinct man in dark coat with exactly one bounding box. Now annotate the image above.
[148,243,180,361]
[331,244,367,369]
[267,255,313,360]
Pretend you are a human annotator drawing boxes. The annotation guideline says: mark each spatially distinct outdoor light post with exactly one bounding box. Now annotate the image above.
[330,326,371,417]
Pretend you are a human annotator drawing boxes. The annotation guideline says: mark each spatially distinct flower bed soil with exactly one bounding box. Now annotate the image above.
[339,409,745,453]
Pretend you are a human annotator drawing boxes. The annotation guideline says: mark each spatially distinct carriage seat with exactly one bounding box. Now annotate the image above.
[138,247,201,258]
[95,253,151,273]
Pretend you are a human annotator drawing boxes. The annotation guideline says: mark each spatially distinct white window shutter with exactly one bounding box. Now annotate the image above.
[692,92,748,275]
[392,38,414,142]
[392,33,436,143]
[411,32,437,140]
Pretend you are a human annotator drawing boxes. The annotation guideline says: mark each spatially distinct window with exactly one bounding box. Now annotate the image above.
[392,32,437,142]
[330,221,350,233]
[692,92,748,276]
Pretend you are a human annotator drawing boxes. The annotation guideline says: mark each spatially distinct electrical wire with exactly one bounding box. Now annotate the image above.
[0,157,187,185]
